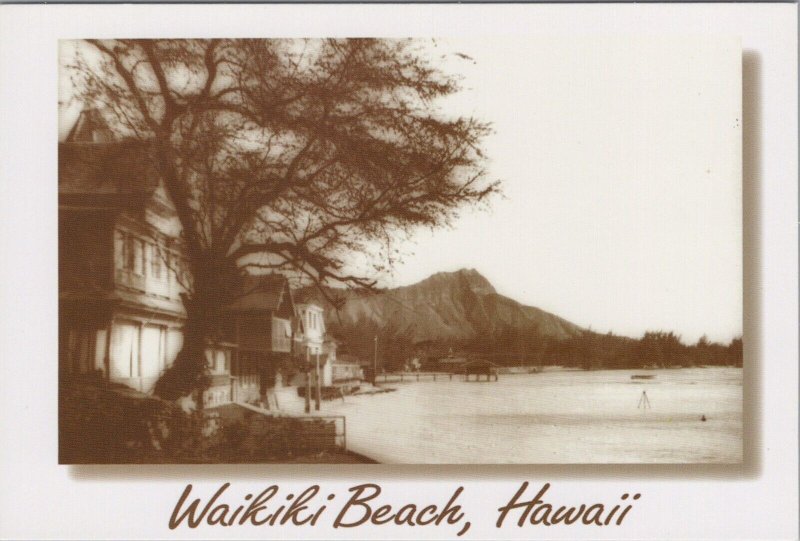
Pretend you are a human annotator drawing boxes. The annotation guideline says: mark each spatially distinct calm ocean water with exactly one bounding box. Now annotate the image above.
[308,367,743,464]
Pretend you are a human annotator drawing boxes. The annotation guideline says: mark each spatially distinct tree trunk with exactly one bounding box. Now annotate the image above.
[153,295,212,402]
[152,251,237,402]
[152,261,226,402]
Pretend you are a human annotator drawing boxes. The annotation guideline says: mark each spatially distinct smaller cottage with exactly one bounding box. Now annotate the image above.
[222,273,297,406]
[437,356,470,373]
[331,352,364,393]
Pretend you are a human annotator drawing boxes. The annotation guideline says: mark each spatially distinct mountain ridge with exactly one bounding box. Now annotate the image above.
[297,268,583,343]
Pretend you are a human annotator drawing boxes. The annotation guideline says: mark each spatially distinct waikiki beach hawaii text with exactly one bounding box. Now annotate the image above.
[168,482,643,536]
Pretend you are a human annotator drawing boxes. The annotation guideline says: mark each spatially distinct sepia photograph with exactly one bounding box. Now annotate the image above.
[58,36,743,465]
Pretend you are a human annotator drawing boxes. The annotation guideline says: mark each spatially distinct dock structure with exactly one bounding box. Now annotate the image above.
[377,371,453,383]
[376,360,500,383]
[462,360,499,382]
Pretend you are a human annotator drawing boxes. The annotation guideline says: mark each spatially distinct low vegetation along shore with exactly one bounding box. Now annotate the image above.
[59,376,375,464]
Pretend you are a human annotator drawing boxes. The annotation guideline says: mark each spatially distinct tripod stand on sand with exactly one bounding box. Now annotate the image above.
[637,390,651,410]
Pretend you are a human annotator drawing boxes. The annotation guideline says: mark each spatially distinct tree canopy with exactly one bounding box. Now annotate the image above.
[68,38,498,398]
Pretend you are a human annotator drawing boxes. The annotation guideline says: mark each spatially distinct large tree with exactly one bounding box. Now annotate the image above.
[68,39,498,399]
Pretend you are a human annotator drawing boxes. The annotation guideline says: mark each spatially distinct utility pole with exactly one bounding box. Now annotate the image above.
[373,334,378,385]
[315,350,321,411]
[304,347,311,414]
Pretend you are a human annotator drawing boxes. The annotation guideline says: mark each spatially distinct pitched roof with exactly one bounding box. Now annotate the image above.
[438,356,469,365]
[59,140,160,198]
[59,108,160,202]
[65,108,115,144]
[293,286,332,307]
[225,273,291,312]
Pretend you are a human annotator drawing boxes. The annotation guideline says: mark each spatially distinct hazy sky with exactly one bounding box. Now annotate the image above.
[59,37,742,343]
[383,37,742,344]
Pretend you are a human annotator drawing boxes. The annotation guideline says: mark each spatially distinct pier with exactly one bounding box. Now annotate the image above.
[377,361,500,383]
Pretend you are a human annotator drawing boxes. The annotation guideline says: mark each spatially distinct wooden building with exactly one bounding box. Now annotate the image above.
[60,109,236,407]
[462,360,499,381]
[331,352,364,393]
[59,110,189,394]
[223,274,297,405]
[295,300,326,357]
[437,356,470,373]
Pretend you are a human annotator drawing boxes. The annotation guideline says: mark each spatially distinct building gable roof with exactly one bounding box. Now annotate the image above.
[59,140,160,199]
[59,109,161,207]
[292,287,329,307]
[65,108,115,144]
[225,273,295,314]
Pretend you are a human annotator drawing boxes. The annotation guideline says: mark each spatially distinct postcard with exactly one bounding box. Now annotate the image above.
[0,3,797,540]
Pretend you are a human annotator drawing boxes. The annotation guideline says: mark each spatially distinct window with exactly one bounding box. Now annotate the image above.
[116,231,145,275]
[206,349,231,375]
[115,231,125,270]
[133,238,144,275]
[117,231,134,271]
[140,325,164,379]
[150,244,163,279]
[110,322,140,379]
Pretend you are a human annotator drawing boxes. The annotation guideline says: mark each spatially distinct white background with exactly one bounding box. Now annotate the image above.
[0,4,796,540]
